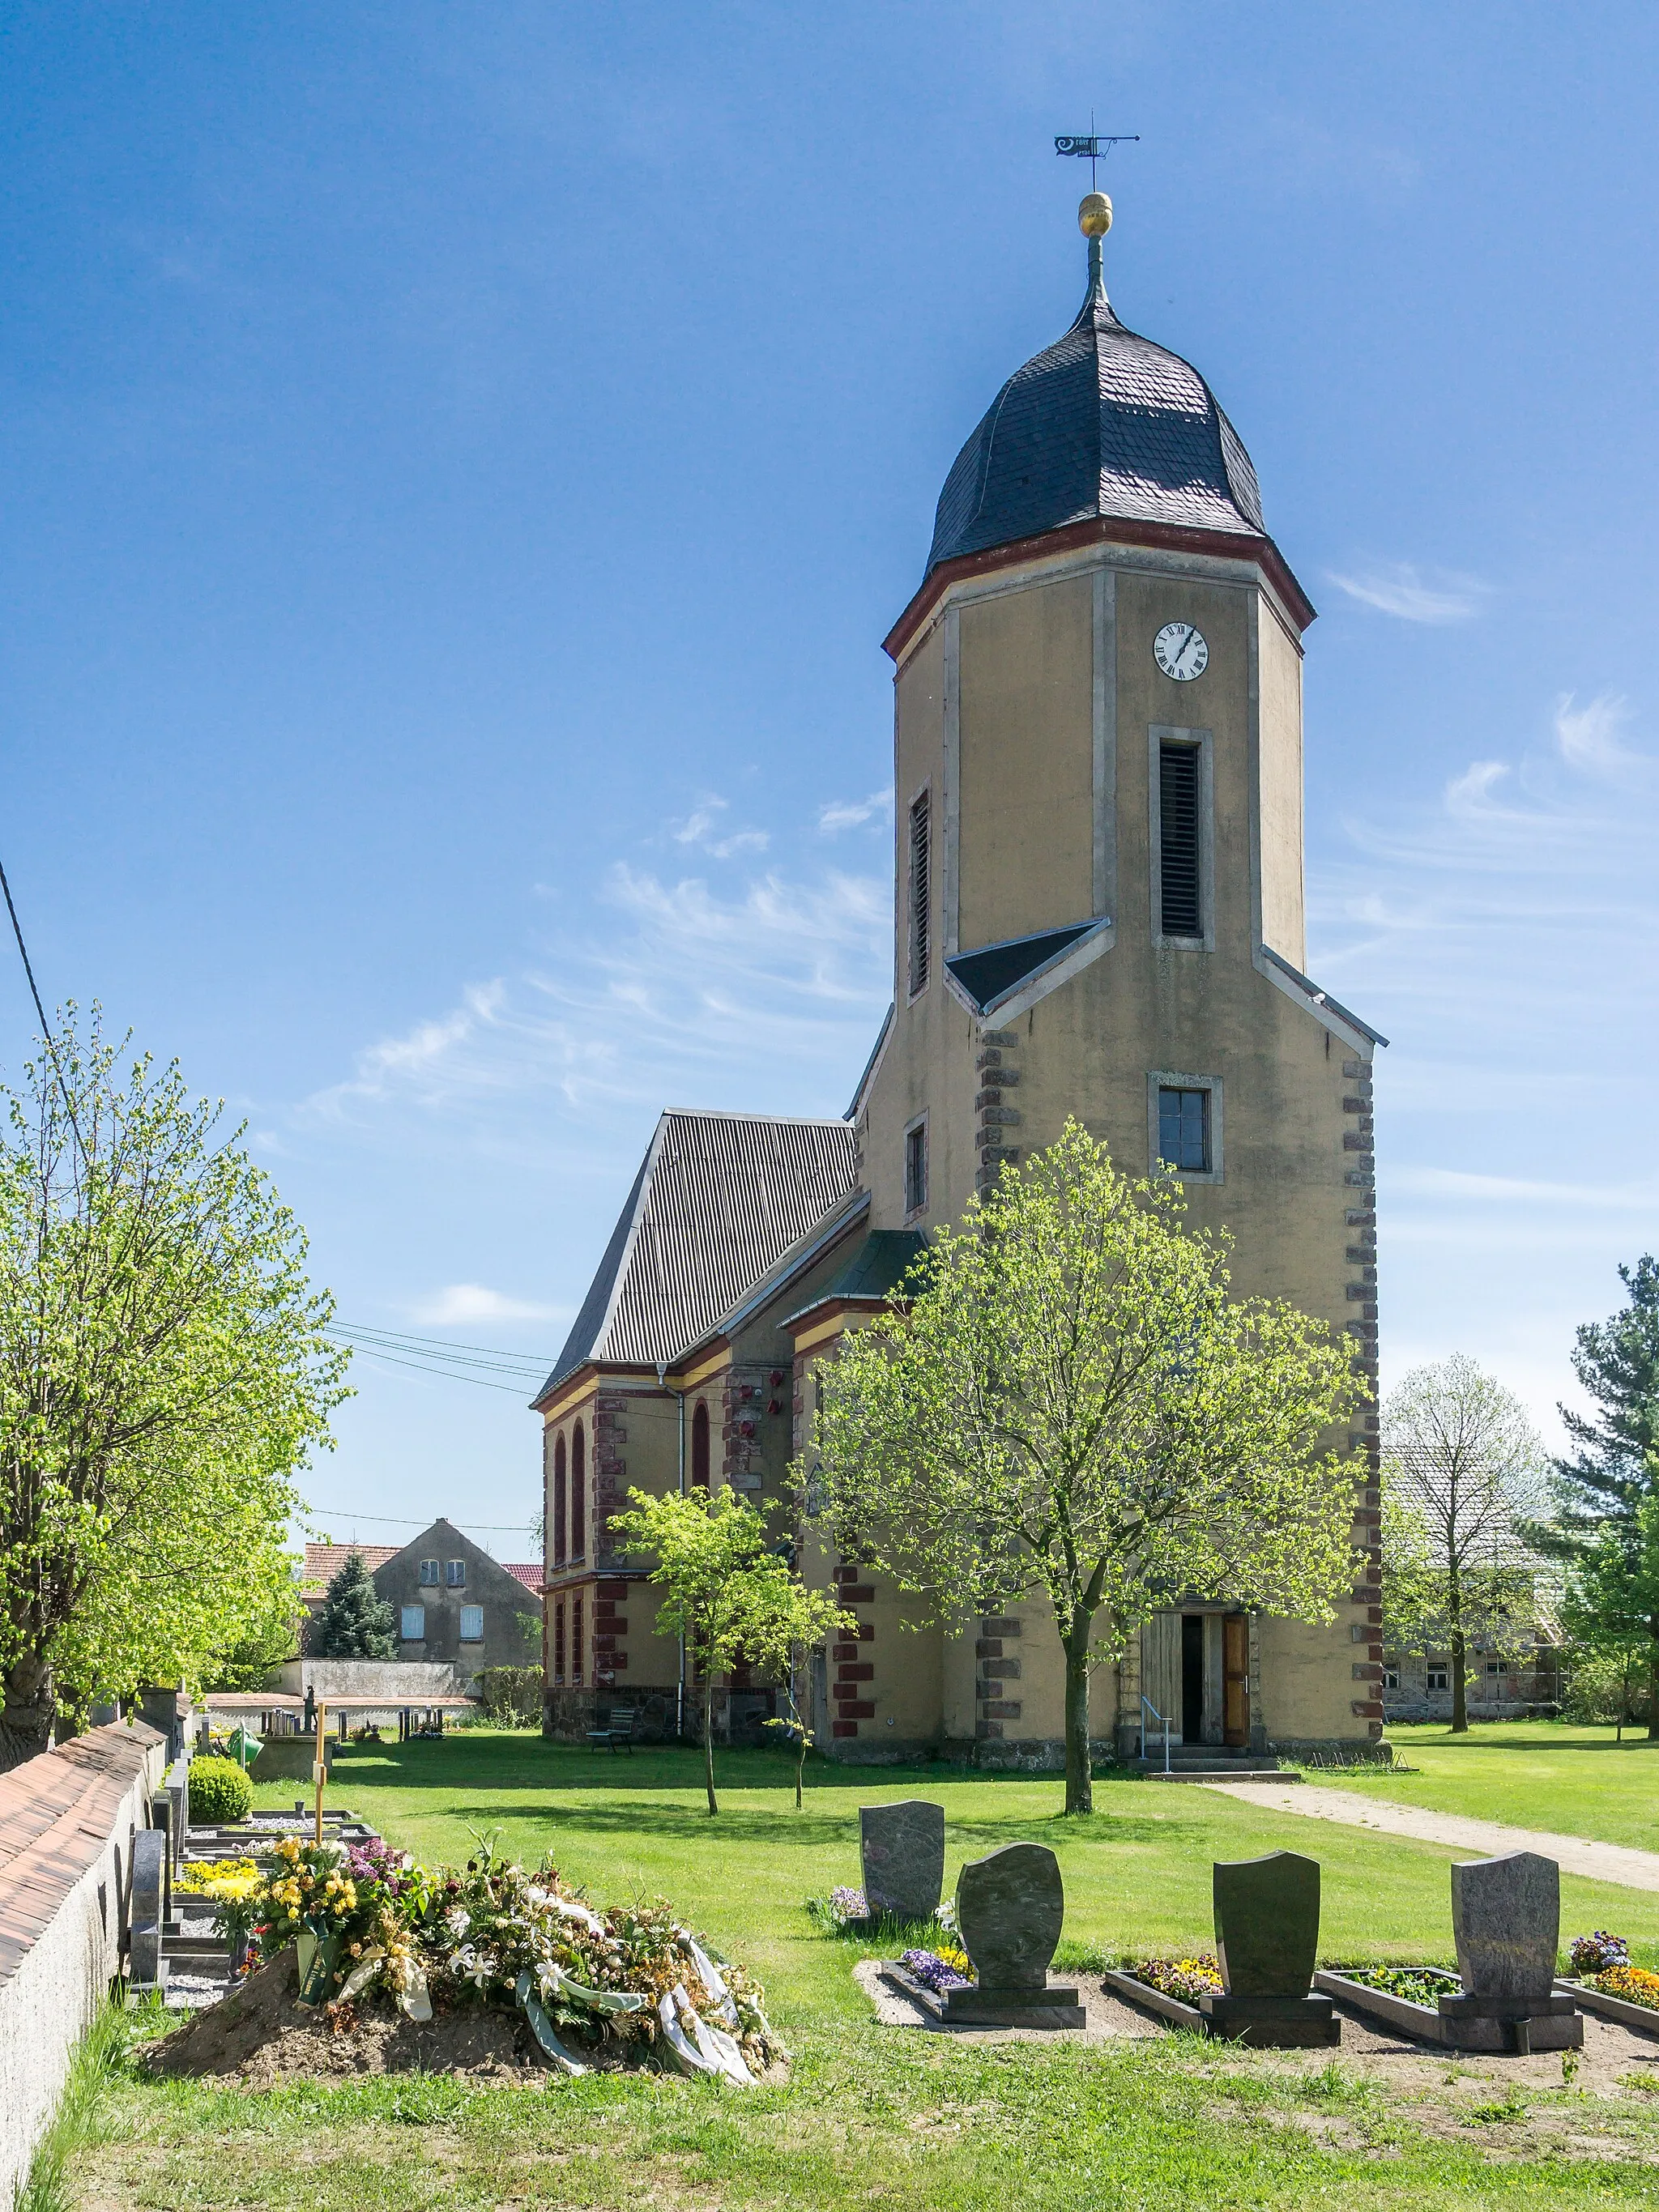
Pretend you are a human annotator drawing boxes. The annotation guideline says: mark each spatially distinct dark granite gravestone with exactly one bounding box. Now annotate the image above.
[860,1801,945,1924]
[129,1828,168,1990]
[1439,1852,1581,2052]
[1204,1851,1338,2047]
[885,1841,1084,2027]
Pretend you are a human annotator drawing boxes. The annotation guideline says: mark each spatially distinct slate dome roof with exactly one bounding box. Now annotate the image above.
[926,255,1265,577]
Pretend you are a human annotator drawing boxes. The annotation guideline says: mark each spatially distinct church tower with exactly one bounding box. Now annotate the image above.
[845,192,1386,1761]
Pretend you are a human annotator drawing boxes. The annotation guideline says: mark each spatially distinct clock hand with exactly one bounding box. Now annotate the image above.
[1173,625,1199,674]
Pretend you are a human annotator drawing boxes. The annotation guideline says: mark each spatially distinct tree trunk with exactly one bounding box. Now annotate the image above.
[703,1677,719,1815]
[0,1651,55,1773]
[1448,1561,1468,1733]
[1648,1622,1659,1743]
[795,1742,805,1810]
[1062,1616,1094,1815]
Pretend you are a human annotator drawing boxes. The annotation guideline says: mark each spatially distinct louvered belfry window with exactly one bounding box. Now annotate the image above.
[908,791,931,995]
[1159,742,1202,938]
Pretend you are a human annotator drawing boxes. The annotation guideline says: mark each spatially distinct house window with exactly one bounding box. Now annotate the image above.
[553,1433,567,1565]
[400,1605,426,1642]
[905,1119,928,1215]
[573,1595,584,1686]
[907,790,930,997]
[459,1605,484,1643]
[446,1560,466,1588]
[1485,1658,1508,1677]
[553,1601,566,1684]
[1383,1667,1401,1690]
[419,1558,439,1586]
[1426,1664,1449,1691]
[1158,1086,1210,1174]
[572,1423,586,1558]
[1158,740,1202,938]
[691,1400,710,1493]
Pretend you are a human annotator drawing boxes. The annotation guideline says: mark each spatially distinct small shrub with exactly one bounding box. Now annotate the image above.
[188,1754,254,1824]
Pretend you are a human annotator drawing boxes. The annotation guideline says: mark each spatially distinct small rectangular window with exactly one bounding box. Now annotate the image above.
[419,1558,439,1586]
[905,1121,928,1214]
[1158,1085,1210,1174]
[1383,1667,1401,1691]
[1485,1658,1508,1677]
[1426,1664,1448,1691]
[908,791,930,996]
[459,1605,484,1643]
[400,1605,426,1642]
[1159,742,1202,937]
[446,1559,466,1588]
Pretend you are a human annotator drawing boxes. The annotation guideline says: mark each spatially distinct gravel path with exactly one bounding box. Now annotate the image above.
[1201,1781,1659,1891]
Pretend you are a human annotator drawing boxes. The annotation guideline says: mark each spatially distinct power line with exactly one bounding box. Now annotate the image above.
[305,1511,540,1534]
[333,1321,556,1362]
[328,1329,548,1377]
[328,1340,540,1395]
[0,850,89,1169]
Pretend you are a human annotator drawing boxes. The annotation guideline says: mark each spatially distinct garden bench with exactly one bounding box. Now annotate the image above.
[587,1706,637,1754]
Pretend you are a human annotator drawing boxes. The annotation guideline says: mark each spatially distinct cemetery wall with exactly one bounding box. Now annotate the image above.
[279,1658,470,1699]
[0,1720,168,2206]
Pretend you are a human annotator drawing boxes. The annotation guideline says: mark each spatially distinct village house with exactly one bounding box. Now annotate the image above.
[301,1522,541,1685]
[534,197,1386,1766]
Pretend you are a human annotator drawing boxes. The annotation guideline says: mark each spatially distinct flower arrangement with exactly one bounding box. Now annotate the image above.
[1592,1963,1659,2012]
[1570,1931,1631,1975]
[1124,1954,1224,2005]
[808,1887,869,1930]
[897,1947,970,1993]
[177,1858,261,1902]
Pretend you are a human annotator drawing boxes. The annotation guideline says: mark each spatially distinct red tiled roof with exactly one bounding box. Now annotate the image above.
[300,1541,401,1592]
[502,1562,544,1592]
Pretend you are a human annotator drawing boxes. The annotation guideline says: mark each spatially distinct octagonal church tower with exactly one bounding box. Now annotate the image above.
[808,198,1386,1764]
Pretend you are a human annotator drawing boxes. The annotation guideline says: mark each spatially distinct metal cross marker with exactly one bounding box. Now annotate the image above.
[1055,133,1139,190]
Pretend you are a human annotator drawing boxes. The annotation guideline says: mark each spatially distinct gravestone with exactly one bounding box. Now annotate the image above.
[1204,1851,1338,2047]
[129,1828,168,1990]
[860,1801,945,1924]
[886,1841,1084,2027]
[148,1793,175,1926]
[166,1756,190,1869]
[1439,1852,1580,2052]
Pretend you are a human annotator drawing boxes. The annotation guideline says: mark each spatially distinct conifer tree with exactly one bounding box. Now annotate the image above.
[310,1550,397,1660]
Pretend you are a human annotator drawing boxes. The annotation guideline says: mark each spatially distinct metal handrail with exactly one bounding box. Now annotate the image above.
[1139,1694,1171,1775]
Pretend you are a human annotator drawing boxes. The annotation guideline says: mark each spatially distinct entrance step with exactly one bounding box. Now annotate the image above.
[1141,1767,1299,1784]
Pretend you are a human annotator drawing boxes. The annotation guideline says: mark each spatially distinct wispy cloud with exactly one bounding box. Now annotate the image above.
[1555,691,1639,777]
[409,1283,569,1326]
[1325,562,1489,624]
[672,795,769,859]
[819,788,893,834]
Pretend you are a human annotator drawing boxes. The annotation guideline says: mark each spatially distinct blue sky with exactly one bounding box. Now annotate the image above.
[4,4,1657,1548]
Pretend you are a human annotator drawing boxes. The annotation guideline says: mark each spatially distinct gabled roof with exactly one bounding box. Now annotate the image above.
[536,1110,859,1401]
[928,251,1265,578]
[501,1562,544,1593]
[300,1541,401,1595]
[945,921,1107,1017]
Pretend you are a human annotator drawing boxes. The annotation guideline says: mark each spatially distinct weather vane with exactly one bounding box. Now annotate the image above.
[1055,129,1139,191]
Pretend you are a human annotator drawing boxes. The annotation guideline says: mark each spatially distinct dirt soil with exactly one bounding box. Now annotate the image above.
[143,1949,630,2087]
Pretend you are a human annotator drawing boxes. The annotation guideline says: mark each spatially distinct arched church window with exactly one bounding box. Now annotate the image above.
[572,1421,586,1558]
[691,1401,710,1492]
[553,1434,567,1565]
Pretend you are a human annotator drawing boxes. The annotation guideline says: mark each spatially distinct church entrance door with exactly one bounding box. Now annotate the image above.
[1222,1613,1250,1747]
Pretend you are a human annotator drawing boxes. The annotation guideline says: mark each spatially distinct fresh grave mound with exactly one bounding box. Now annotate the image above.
[146,1831,787,2086]
[144,1948,561,2086]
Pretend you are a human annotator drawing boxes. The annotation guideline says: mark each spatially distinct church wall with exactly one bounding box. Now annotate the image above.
[957,573,1095,947]
[1256,599,1307,971]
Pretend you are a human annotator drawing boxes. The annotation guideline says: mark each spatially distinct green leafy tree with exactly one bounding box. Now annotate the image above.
[1529,1259,1659,1733]
[0,1008,349,1767]
[309,1549,398,1660]
[1380,1355,1548,1733]
[746,1572,856,1809]
[203,1580,306,1693]
[804,1122,1362,1815]
[609,1485,852,1814]
[1558,1485,1659,1741]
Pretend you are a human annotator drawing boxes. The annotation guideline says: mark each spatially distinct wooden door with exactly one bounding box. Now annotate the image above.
[1222,1613,1250,1747]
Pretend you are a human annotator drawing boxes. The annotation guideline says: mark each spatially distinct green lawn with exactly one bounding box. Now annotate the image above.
[63,1734,1659,2211]
[1296,1722,1659,1852]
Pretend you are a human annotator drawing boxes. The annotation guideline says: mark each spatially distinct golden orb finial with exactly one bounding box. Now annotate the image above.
[1078,190,1112,239]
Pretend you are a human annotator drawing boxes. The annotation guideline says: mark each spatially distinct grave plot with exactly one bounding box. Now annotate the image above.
[1102,1849,1340,2047]
[879,1841,1085,2029]
[1316,1850,1584,2053]
[1555,1933,1659,2035]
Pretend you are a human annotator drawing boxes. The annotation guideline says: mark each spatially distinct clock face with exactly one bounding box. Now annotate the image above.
[1154,621,1209,681]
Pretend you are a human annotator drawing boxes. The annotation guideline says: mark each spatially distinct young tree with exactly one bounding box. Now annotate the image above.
[0,1009,349,1767]
[309,1550,398,1660]
[1529,1259,1659,1732]
[1380,1355,1548,1733]
[1558,1487,1659,1742]
[805,1121,1362,1816]
[608,1485,852,1814]
[747,1574,855,1809]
